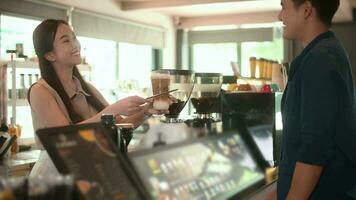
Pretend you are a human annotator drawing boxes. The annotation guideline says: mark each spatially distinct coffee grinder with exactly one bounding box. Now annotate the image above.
[186,73,223,132]
[139,70,195,149]
[151,69,194,123]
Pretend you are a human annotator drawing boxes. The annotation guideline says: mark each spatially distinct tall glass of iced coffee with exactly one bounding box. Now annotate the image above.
[150,69,194,122]
[151,72,171,111]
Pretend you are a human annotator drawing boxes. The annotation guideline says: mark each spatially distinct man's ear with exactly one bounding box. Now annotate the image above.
[44,52,56,62]
[303,1,313,19]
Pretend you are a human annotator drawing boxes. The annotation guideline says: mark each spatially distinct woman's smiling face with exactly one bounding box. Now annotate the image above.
[48,23,81,66]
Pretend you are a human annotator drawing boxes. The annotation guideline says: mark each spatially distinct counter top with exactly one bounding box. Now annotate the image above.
[10,149,40,166]
[0,150,40,177]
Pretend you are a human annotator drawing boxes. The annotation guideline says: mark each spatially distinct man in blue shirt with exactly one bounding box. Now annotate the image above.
[270,0,356,199]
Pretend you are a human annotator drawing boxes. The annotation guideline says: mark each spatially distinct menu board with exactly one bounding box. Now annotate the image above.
[41,125,141,200]
[130,133,265,200]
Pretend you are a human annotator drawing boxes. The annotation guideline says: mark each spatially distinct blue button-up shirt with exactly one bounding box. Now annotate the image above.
[277,31,356,200]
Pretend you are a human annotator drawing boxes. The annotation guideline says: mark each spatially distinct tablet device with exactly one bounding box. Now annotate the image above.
[38,124,265,200]
[128,132,265,200]
[247,124,274,166]
[36,123,148,200]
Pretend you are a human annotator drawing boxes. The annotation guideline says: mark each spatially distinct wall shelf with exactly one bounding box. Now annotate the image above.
[7,99,29,107]
[3,60,92,142]
[4,60,90,71]
[13,60,39,69]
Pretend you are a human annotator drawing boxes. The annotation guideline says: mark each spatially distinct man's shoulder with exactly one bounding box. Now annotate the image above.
[307,36,346,61]
[302,38,349,73]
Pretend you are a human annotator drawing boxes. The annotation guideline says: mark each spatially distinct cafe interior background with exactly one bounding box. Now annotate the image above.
[0,0,356,197]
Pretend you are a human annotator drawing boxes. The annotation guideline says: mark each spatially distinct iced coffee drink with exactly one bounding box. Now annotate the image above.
[151,73,171,110]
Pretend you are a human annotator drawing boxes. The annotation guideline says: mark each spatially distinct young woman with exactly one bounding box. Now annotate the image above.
[28,19,162,176]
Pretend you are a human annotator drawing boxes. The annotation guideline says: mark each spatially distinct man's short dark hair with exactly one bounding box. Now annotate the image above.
[292,0,340,26]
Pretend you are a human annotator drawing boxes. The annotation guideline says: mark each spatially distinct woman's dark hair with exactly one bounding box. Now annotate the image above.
[292,0,339,27]
[31,19,105,123]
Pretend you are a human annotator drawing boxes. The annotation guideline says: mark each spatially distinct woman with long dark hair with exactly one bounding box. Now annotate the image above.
[28,19,162,176]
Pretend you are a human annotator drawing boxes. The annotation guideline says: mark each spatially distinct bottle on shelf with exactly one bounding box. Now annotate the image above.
[8,117,19,154]
[35,74,39,82]
[19,73,27,99]
[28,74,33,87]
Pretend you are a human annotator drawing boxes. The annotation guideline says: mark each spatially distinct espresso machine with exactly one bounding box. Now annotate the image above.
[221,92,283,167]
[185,73,223,133]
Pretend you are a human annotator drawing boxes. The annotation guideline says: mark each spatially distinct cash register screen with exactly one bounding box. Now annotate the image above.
[37,124,141,200]
[247,124,274,165]
[130,133,265,200]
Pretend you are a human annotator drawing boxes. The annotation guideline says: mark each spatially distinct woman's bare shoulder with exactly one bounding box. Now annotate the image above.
[29,83,57,108]
[29,83,70,126]
[30,83,53,99]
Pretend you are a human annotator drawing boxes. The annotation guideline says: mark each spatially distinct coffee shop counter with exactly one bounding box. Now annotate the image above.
[0,149,40,177]
[0,138,278,199]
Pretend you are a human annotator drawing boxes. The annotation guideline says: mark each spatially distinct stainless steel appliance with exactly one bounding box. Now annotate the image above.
[151,69,194,123]
[185,73,223,133]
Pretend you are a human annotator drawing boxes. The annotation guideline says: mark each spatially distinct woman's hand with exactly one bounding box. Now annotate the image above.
[143,99,169,116]
[107,96,147,116]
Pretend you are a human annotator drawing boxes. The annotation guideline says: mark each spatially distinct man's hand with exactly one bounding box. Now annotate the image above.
[286,162,323,200]
[266,188,277,200]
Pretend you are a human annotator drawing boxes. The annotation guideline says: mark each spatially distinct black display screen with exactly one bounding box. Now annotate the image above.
[38,124,141,200]
[130,133,265,200]
[247,124,274,166]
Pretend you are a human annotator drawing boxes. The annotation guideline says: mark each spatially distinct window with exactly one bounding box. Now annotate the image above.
[0,15,157,142]
[117,42,153,98]
[77,36,117,103]
[240,27,284,77]
[192,43,238,75]
[0,15,40,60]
[191,25,284,78]
[77,39,154,101]
[1,15,41,141]
[241,39,284,77]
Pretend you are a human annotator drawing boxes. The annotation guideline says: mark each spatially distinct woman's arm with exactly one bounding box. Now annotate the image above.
[30,84,147,126]
[116,102,169,128]
[82,95,148,123]
[117,111,146,128]
[84,82,149,126]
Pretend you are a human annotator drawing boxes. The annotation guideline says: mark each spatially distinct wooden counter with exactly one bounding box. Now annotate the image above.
[0,150,40,178]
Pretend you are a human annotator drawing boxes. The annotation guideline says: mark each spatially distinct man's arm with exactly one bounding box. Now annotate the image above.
[287,53,337,200]
[286,162,323,200]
